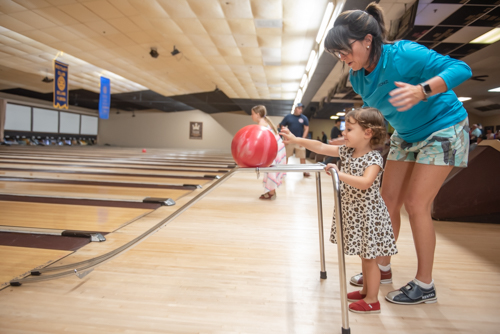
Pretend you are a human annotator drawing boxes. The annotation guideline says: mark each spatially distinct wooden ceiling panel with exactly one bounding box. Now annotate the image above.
[81,0,124,20]
[187,0,224,19]
[217,46,241,57]
[107,0,138,17]
[104,33,136,48]
[257,34,281,48]
[157,0,195,19]
[0,0,329,99]
[233,34,258,48]
[84,20,120,36]
[20,30,57,45]
[220,0,253,19]
[200,19,232,35]
[107,17,142,34]
[39,26,82,42]
[210,34,237,48]
[251,0,282,20]
[33,7,80,25]
[127,0,169,18]
[223,56,245,65]
[174,18,207,35]
[125,31,156,44]
[12,0,51,10]
[128,15,155,31]
[149,18,182,35]
[9,11,57,29]
[58,3,102,23]
[0,0,27,13]
[0,14,35,31]
[227,19,255,35]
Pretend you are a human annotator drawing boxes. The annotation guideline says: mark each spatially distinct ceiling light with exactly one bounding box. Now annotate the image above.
[336,112,345,116]
[330,115,339,119]
[470,28,500,44]
[300,74,308,88]
[306,50,316,72]
[458,97,471,102]
[316,2,335,44]
[42,76,53,83]
[488,87,500,92]
[150,47,159,58]
[171,46,180,56]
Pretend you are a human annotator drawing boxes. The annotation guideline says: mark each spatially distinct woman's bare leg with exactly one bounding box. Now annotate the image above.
[403,163,453,283]
[378,160,414,266]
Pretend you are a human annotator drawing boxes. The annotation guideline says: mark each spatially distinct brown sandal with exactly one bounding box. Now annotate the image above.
[259,192,276,200]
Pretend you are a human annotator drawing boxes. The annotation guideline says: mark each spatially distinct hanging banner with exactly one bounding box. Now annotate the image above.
[99,76,110,119]
[53,60,69,109]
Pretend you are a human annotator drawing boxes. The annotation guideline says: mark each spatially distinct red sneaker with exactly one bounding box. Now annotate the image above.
[350,268,392,287]
[349,299,381,314]
[347,290,366,302]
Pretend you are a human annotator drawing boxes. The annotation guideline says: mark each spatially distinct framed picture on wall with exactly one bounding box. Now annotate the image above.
[190,122,203,140]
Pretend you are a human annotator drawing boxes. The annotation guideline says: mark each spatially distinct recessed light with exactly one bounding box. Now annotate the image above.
[336,112,345,116]
[488,87,500,92]
[458,97,471,102]
[330,115,339,119]
[470,28,500,44]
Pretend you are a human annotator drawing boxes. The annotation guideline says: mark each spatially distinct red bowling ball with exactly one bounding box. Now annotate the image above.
[231,125,278,167]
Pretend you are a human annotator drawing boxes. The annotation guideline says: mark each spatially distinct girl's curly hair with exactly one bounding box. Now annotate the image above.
[345,107,386,148]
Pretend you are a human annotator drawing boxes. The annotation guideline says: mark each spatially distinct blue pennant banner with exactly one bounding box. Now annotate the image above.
[99,76,110,119]
[53,60,69,109]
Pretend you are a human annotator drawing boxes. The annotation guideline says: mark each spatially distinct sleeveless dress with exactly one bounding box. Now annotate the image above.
[263,132,286,191]
[330,146,398,259]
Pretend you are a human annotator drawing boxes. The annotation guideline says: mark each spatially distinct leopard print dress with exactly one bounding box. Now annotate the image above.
[330,146,398,259]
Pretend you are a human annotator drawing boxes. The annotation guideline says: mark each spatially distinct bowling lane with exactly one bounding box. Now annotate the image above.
[0,245,71,289]
[0,181,190,201]
[0,170,212,186]
[0,201,151,232]
[0,161,227,175]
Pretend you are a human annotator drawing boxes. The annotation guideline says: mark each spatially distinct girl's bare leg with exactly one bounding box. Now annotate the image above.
[360,258,381,304]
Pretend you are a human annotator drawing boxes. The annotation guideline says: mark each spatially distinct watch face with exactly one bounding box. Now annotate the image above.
[422,83,432,94]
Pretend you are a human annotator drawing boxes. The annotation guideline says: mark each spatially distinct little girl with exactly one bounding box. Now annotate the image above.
[280,107,398,314]
[251,105,286,200]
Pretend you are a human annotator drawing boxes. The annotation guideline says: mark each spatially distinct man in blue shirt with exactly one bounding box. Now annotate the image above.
[279,103,310,176]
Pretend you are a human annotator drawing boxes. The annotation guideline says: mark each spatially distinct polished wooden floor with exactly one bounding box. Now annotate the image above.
[0,148,499,333]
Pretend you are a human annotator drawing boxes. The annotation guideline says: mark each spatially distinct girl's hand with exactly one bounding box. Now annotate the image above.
[279,127,297,144]
[388,81,425,112]
[324,163,339,176]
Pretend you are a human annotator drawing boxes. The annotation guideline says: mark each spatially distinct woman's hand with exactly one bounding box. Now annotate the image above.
[324,163,339,176]
[279,127,297,144]
[389,81,425,112]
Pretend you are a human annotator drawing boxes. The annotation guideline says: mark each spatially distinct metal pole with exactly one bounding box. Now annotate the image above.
[315,170,327,279]
[330,169,350,334]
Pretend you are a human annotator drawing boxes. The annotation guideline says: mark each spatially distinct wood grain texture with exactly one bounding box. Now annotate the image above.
[0,149,498,333]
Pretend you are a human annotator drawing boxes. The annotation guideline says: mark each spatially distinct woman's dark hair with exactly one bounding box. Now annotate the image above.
[345,107,387,148]
[324,2,389,68]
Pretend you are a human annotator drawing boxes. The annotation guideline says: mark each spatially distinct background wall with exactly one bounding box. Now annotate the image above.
[309,119,339,141]
[98,109,285,150]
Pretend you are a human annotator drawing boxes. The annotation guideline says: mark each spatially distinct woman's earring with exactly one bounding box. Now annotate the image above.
[367,45,370,49]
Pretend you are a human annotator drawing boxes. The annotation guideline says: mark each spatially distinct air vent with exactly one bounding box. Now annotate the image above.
[255,19,283,28]
[476,104,500,112]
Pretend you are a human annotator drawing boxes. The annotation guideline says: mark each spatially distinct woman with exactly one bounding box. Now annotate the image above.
[324,2,472,305]
[251,105,286,200]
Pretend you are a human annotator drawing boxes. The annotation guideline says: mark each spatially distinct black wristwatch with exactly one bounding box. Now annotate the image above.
[419,83,432,102]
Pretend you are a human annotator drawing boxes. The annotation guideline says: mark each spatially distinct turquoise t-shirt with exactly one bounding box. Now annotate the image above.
[349,40,472,143]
